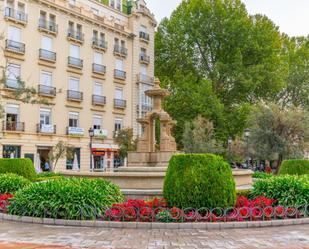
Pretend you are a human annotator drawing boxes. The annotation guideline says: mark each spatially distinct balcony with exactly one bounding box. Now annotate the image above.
[68,56,83,69]
[114,45,127,57]
[39,49,56,62]
[38,84,56,97]
[114,69,126,80]
[4,7,27,25]
[137,74,154,85]
[92,95,106,106]
[5,39,25,54]
[92,38,107,51]
[67,29,84,43]
[138,104,153,112]
[139,31,150,42]
[37,124,56,134]
[114,99,126,109]
[67,90,83,102]
[2,121,25,132]
[5,79,21,89]
[38,18,58,35]
[67,126,85,136]
[92,63,106,75]
[140,53,150,64]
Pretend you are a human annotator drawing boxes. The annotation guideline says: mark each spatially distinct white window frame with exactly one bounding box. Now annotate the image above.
[40,70,52,86]
[69,111,79,127]
[93,82,103,95]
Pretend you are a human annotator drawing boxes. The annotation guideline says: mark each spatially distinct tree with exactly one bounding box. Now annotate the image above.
[48,141,74,171]
[182,116,224,154]
[155,0,287,146]
[114,128,137,160]
[248,103,309,171]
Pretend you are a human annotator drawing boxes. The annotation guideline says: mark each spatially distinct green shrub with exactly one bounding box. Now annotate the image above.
[0,174,31,194]
[252,175,309,206]
[252,171,273,179]
[279,159,309,176]
[34,172,64,182]
[0,159,36,180]
[163,154,236,208]
[8,178,124,220]
[36,172,63,178]
[236,189,253,199]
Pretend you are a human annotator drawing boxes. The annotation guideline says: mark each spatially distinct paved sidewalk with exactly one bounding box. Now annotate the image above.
[0,220,308,249]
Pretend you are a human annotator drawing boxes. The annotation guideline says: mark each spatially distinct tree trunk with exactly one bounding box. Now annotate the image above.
[275,154,283,174]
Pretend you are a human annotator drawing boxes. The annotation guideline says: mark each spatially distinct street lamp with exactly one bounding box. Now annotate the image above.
[244,128,250,168]
[88,127,94,172]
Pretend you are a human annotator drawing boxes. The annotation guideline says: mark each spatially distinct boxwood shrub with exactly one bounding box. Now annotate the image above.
[252,171,273,179]
[163,154,236,208]
[0,159,36,180]
[0,173,31,194]
[279,159,309,176]
[252,175,309,206]
[8,178,124,220]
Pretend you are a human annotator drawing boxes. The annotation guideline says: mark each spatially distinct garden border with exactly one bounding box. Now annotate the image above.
[0,213,308,230]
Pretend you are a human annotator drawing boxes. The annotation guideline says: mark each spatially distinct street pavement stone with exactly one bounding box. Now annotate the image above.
[0,221,308,248]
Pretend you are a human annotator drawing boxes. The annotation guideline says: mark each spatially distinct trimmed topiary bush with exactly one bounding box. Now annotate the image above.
[252,171,273,179]
[0,173,31,194]
[279,159,309,176]
[0,159,36,180]
[163,154,236,208]
[8,178,124,220]
[252,175,309,206]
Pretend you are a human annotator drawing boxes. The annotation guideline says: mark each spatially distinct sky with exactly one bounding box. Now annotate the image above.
[146,0,309,37]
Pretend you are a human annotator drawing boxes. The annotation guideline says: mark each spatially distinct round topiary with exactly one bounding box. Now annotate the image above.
[8,178,124,220]
[0,159,36,180]
[163,154,236,209]
[0,173,31,194]
[279,160,309,176]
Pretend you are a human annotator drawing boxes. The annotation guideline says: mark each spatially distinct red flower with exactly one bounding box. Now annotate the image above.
[0,194,14,213]
[236,196,250,208]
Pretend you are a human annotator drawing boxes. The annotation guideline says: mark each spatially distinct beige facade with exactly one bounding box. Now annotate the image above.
[0,0,156,172]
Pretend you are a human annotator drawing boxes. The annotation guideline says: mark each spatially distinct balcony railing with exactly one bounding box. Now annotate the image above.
[92,38,107,50]
[67,29,84,42]
[139,31,150,41]
[68,56,83,69]
[140,53,150,64]
[67,90,83,101]
[92,63,106,74]
[4,7,27,23]
[38,18,58,33]
[137,74,154,84]
[114,99,126,109]
[114,69,126,79]
[39,49,56,61]
[92,95,106,106]
[5,39,25,54]
[5,79,21,89]
[114,45,127,57]
[2,121,25,132]
[38,84,56,96]
[37,124,56,134]
[138,104,153,112]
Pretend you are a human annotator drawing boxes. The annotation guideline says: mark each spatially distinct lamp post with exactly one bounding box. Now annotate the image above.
[244,128,250,168]
[228,137,232,164]
[88,127,94,172]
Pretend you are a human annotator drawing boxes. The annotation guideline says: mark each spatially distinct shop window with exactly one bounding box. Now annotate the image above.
[3,145,21,158]
[66,148,80,170]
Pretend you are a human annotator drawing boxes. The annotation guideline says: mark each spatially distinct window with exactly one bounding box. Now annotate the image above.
[40,108,51,125]
[140,84,152,108]
[6,64,20,88]
[93,30,98,39]
[40,10,46,20]
[66,148,80,170]
[121,40,125,48]
[110,0,115,8]
[40,71,52,86]
[70,44,80,58]
[5,104,19,129]
[140,25,147,33]
[69,112,79,127]
[115,59,123,70]
[140,65,147,75]
[94,82,102,95]
[115,88,123,100]
[114,118,123,132]
[41,36,52,51]
[8,26,21,42]
[93,115,102,130]
[3,145,21,158]
[69,0,76,5]
[68,21,74,31]
[69,77,79,91]
[94,52,103,64]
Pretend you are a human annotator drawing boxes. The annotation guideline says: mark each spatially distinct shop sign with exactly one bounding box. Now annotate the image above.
[41,124,54,133]
[94,129,108,138]
[68,127,84,136]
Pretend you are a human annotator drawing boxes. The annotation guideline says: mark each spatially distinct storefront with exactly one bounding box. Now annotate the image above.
[91,143,119,172]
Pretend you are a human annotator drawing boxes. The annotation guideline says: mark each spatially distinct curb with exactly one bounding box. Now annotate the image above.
[0,213,308,230]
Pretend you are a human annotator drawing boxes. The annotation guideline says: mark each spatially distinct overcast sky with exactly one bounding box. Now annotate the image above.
[146,0,309,37]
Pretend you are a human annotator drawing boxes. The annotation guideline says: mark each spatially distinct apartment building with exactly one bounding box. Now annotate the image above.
[0,0,156,172]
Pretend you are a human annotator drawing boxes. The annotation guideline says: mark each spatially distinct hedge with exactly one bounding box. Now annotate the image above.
[0,173,31,194]
[8,178,124,220]
[0,159,36,180]
[163,154,236,209]
[279,159,309,176]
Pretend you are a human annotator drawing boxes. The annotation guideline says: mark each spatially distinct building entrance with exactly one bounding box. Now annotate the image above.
[37,146,52,171]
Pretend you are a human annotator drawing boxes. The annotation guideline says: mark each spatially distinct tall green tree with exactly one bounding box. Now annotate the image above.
[155,0,287,146]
